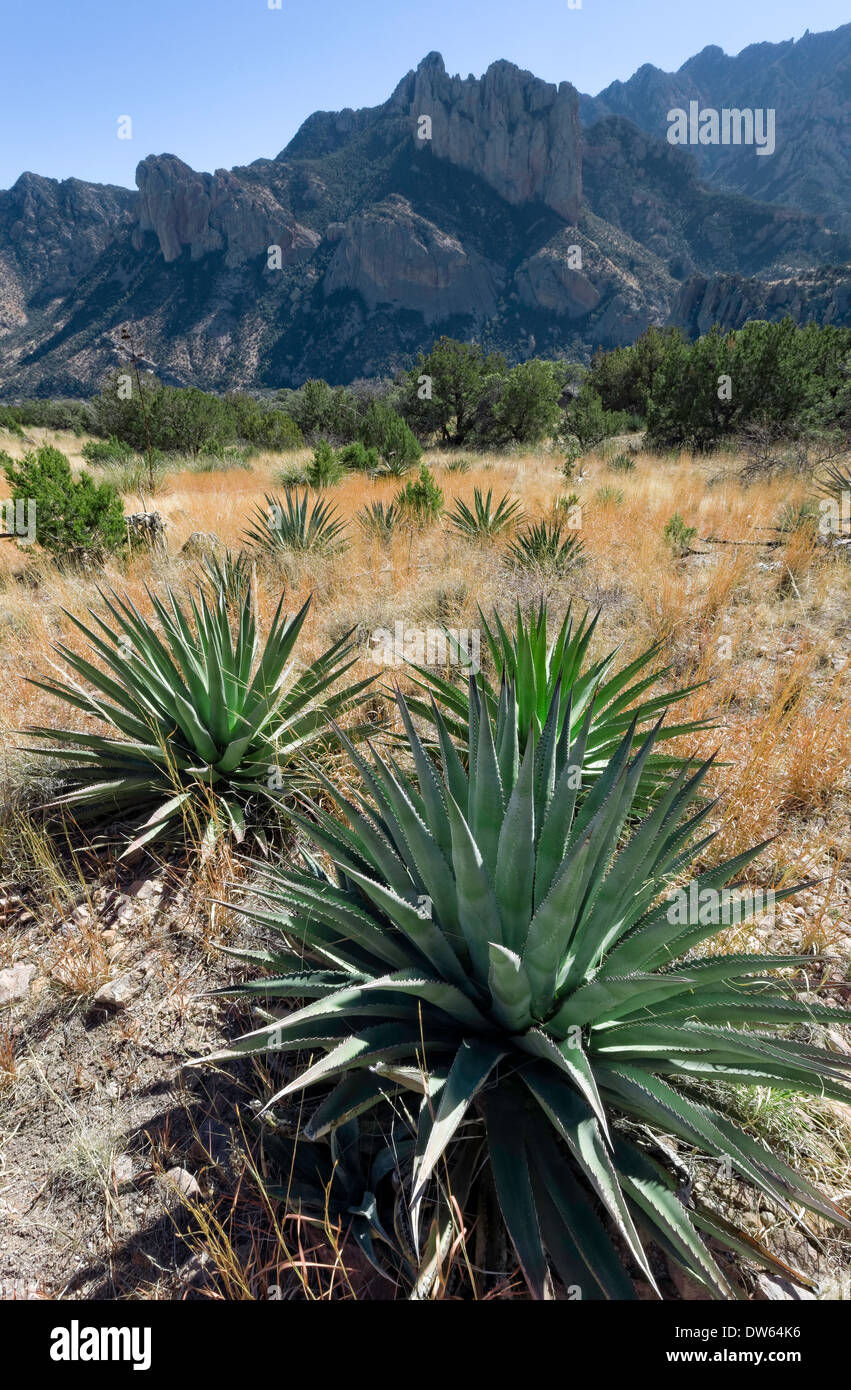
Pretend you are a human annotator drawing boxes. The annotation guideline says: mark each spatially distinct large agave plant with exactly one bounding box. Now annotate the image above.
[206,681,851,1299]
[404,600,711,807]
[26,585,374,854]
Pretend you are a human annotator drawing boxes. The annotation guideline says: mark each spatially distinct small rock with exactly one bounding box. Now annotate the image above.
[753,1274,816,1301]
[163,1167,202,1199]
[111,1155,135,1188]
[181,532,221,558]
[91,974,140,1011]
[0,963,36,1006]
[100,929,118,946]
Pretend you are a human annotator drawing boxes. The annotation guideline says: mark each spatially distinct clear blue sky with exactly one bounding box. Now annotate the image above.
[2,0,848,190]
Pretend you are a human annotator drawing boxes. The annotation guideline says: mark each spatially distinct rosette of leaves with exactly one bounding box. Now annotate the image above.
[25,584,374,855]
[244,489,348,555]
[404,600,711,808]
[205,681,851,1299]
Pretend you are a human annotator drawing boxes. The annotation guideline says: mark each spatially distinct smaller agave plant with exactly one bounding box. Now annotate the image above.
[244,489,348,555]
[205,680,851,1298]
[447,487,524,539]
[26,584,374,854]
[404,600,711,808]
[507,518,584,573]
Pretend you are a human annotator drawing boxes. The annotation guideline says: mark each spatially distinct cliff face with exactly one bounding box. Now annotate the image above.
[0,41,849,395]
[671,267,851,337]
[134,155,319,267]
[389,53,582,222]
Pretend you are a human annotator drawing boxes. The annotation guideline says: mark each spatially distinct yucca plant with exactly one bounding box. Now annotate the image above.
[448,487,524,539]
[404,600,710,805]
[357,500,402,545]
[25,585,374,855]
[244,489,348,555]
[507,519,584,572]
[205,682,851,1298]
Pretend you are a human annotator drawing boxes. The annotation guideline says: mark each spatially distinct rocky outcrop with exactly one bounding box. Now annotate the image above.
[0,173,135,327]
[671,267,851,336]
[390,53,582,222]
[580,23,851,234]
[323,196,501,323]
[134,155,319,267]
[515,229,601,317]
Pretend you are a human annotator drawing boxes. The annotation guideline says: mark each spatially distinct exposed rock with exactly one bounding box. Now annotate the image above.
[180,531,222,557]
[91,974,141,1011]
[134,154,320,268]
[0,963,35,1006]
[162,1167,202,1200]
[390,53,582,222]
[671,266,851,335]
[324,196,502,323]
[515,229,601,317]
[752,1273,817,1301]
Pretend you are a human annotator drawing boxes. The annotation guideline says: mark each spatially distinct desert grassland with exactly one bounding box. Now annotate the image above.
[1,426,850,1298]
[2,429,849,900]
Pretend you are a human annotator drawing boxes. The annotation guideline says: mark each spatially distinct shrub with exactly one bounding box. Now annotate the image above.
[360,402,422,472]
[663,513,698,557]
[27,586,374,854]
[206,679,850,1299]
[306,439,344,487]
[394,464,444,523]
[507,519,584,573]
[447,487,523,539]
[337,441,379,472]
[81,437,136,466]
[562,386,629,451]
[244,489,348,555]
[608,451,636,473]
[1,446,125,562]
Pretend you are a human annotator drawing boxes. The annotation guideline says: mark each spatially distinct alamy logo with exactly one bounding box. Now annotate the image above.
[667,881,776,927]
[370,622,481,673]
[50,1320,151,1371]
[0,498,36,545]
[667,102,775,156]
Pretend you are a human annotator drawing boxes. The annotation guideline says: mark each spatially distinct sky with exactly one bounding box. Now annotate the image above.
[1,0,849,190]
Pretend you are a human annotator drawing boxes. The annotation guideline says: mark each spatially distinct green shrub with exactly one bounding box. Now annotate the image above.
[1,445,125,562]
[81,437,135,466]
[337,441,379,472]
[394,464,444,523]
[306,439,344,488]
[360,402,422,472]
[663,513,698,557]
[608,451,636,473]
[206,678,850,1299]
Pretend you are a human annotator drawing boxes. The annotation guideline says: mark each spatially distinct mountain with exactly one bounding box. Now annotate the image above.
[579,23,851,234]
[0,43,849,397]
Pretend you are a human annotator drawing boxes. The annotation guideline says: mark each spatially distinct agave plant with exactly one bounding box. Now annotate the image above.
[206,681,850,1298]
[26,584,374,854]
[194,547,255,606]
[404,600,710,805]
[244,489,348,555]
[357,500,402,544]
[815,461,851,503]
[507,518,584,572]
[448,487,524,539]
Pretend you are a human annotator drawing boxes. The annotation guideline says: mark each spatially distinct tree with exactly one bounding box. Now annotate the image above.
[400,338,506,443]
[490,359,566,445]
